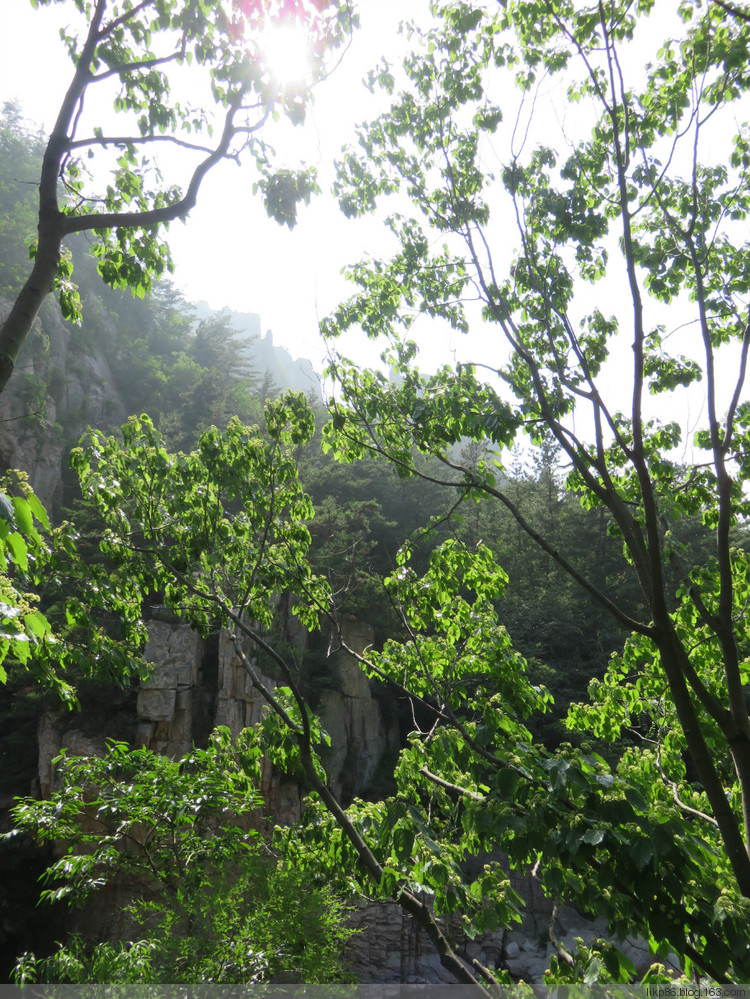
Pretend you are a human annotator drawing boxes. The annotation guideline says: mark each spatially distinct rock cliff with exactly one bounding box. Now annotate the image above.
[0,294,321,518]
[39,616,400,824]
[34,613,673,984]
[0,296,127,510]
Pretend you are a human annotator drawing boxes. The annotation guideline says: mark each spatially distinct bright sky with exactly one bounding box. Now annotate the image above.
[0,0,746,457]
[0,0,438,373]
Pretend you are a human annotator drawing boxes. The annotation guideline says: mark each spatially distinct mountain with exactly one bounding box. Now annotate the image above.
[192,301,322,400]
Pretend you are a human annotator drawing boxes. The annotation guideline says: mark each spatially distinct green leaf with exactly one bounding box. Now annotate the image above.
[582,828,605,846]
[583,956,604,985]
[27,491,51,531]
[6,532,28,572]
[393,826,415,861]
[624,786,649,813]
[25,608,51,639]
[10,497,32,536]
[0,494,16,529]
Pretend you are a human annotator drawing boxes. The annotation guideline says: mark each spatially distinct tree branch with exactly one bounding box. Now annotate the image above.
[98,0,155,39]
[63,94,258,235]
[68,133,216,154]
[712,0,750,22]
[91,49,184,83]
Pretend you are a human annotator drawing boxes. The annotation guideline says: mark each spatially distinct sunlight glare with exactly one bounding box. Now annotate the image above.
[259,23,312,89]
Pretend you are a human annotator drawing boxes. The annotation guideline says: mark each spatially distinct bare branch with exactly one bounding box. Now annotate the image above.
[655,746,720,828]
[724,318,750,450]
[419,766,485,801]
[62,94,266,235]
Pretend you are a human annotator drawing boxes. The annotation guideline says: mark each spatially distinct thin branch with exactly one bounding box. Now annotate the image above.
[419,766,485,801]
[654,746,719,828]
[91,49,183,82]
[68,133,216,154]
[98,0,154,39]
[724,317,750,450]
[434,450,655,636]
[712,0,750,22]
[62,93,266,235]
[228,627,303,737]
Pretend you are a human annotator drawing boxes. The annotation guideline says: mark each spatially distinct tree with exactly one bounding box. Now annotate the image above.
[55,395,748,984]
[316,0,750,976]
[9,728,355,983]
[0,103,46,299]
[0,468,151,703]
[0,0,355,393]
[0,472,61,690]
[61,400,514,985]
[448,439,640,746]
[7,0,750,984]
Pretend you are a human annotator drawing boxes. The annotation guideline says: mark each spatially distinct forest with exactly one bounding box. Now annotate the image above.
[1,0,750,988]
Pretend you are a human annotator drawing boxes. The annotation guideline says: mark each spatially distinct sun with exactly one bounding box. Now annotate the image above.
[258,22,313,89]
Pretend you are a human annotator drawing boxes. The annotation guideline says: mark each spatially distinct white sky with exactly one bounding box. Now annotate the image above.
[0,0,437,372]
[0,0,527,381]
[0,0,747,457]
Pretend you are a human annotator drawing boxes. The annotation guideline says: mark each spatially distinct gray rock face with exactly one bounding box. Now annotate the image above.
[191,302,323,401]
[343,875,677,984]
[212,623,305,826]
[319,619,399,802]
[215,626,275,733]
[0,296,127,511]
[34,611,674,985]
[136,621,204,756]
[36,710,109,799]
[346,901,462,984]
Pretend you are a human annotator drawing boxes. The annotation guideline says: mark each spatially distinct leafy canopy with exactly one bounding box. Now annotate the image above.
[44,396,750,981]
[10,727,355,984]
[5,0,750,985]
[317,0,750,980]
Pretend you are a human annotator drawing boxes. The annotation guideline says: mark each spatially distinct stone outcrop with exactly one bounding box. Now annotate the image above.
[344,874,679,984]
[215,627,281,735]
[213,623,305,826]
[37,615,400,822]
[346,901,462,984]
[318,619,399,802]
[192,303,322,401]
[34,613,674,985]
[135,619,204,757]
[0,297,127,512]
[36,711,108,799]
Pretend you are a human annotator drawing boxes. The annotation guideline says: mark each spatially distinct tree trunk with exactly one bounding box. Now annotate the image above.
[0,216,63,392]
[660,630,750,895]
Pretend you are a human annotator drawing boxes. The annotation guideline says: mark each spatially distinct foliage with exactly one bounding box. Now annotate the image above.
[447,440,640,743]
[280,540,750,981]
[105,298,264,450]
[0,104,45,299]
[315,0,750,982]
[0,463,158,706]
[0,473,55,688]
[4,0,750,986]
[69,393,327,638]
[9,727,354,984]
[0,110,276,460]
[55,395,748,983]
